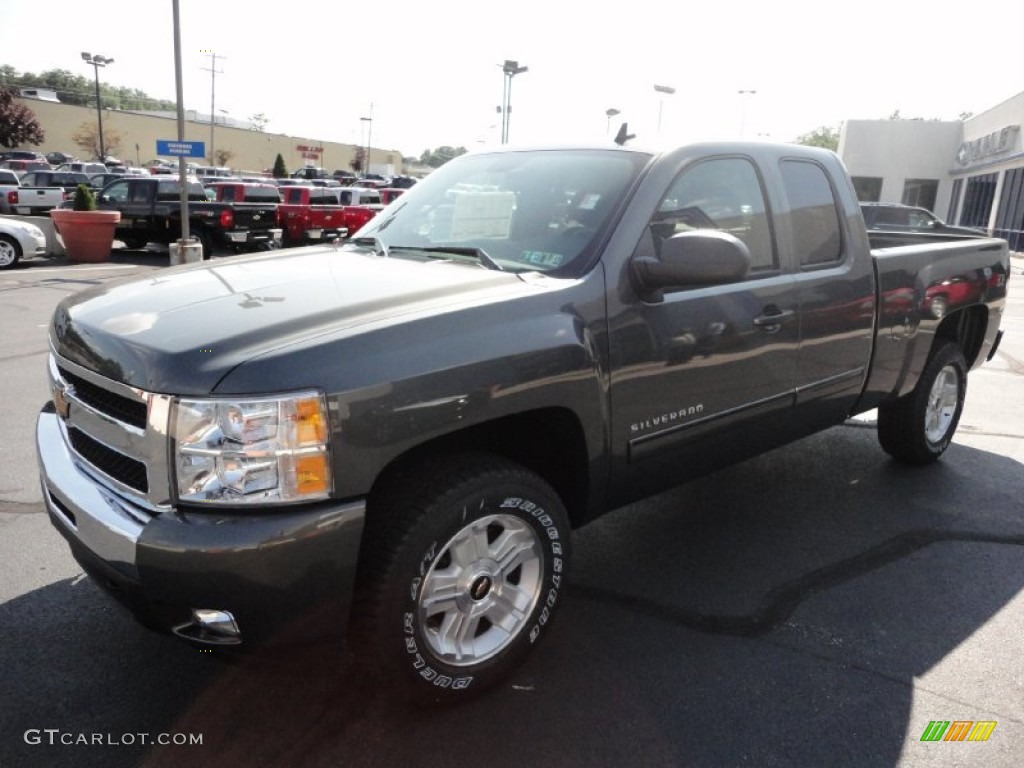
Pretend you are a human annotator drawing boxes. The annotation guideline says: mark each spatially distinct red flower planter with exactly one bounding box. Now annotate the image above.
[50,209,122,263]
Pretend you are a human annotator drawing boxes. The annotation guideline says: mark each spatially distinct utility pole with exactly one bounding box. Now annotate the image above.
[201,52,226,166]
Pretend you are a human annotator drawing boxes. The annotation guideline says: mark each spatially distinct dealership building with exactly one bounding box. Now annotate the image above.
[839,90,1024,251]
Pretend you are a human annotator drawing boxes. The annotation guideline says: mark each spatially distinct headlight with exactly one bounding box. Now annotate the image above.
[173,391,332,505]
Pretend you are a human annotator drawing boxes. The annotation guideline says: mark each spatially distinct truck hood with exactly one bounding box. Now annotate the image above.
[52,247,537,394]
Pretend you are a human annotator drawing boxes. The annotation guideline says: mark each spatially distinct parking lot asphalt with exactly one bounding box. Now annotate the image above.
[0,251,1021,768]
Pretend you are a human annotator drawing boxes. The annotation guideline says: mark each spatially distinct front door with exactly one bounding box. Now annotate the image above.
[608,155,799,505]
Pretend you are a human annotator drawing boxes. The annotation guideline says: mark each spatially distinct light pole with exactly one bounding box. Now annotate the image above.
[360,108,373,176]
[738,89,757,138]
[605,108,621,136]
[202,53,226,167]
[499,60,528,144]
[653,84,675,136]
[81,52,113,162]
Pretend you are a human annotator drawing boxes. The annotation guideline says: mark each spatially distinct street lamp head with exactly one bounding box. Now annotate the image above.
[653,84,676,95]
[81,52,91,61]
[502,60,528,76]
[606,108,621,118]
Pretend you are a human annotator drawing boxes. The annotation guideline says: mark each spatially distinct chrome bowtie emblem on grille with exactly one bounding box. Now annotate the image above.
[253,214,261,220]
[53,382,72,420]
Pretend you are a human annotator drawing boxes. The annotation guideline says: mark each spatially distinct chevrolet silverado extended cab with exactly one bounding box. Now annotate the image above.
[36,143,1008,702]
[94,177,282,258]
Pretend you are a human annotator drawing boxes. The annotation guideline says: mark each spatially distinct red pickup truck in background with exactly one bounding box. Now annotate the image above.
[335,186,384,238]
[277,185,349,246]
[207,182,282,206]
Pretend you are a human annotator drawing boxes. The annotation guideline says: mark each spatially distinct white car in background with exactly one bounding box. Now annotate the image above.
[0,218,47,269]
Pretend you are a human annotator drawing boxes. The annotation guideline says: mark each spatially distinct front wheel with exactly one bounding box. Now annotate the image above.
[353,454,570,703]
[0,235,21,270]
[877,341,967,464]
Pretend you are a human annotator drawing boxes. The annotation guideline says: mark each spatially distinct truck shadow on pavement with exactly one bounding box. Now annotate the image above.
[1,425,1021,767]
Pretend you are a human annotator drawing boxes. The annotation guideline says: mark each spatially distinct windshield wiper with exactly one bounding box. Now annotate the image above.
[391,245,505,272]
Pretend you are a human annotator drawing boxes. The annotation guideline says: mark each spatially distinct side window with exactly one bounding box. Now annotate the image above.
[104,182,130,202]
[339,190,352,205]
[128,182,150,203]
[220,187,235,202]
[649,157,776,271]
[285,188,300,204]
[779,160,843,266]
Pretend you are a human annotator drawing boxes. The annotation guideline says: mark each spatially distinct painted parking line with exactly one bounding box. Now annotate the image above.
[26,264,146,273]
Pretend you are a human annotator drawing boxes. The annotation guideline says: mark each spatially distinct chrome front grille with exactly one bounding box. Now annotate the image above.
[49,352,175,511]
[58,366,148,429]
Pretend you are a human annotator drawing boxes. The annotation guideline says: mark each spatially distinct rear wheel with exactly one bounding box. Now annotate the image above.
[0,235,21,270]
[877,341,967,464]
[194,229,213,260]
[353,453,570,703]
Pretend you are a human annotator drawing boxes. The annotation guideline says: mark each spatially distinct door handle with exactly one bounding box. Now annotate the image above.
[753,308,795,333]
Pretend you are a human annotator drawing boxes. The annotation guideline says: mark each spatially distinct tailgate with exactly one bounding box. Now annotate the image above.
[230,202,279,232]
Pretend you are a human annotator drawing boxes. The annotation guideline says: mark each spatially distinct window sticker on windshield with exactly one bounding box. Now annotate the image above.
[519,250,565,268]
[577,193,601,210]
[449,191,516,240]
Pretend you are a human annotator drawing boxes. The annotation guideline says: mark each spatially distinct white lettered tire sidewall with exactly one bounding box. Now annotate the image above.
[377,464,569,701]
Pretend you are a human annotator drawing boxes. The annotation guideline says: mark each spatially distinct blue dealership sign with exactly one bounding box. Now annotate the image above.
[156,140,206,158]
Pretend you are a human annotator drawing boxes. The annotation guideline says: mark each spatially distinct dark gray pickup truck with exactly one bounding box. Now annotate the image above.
[35,142,1009,702]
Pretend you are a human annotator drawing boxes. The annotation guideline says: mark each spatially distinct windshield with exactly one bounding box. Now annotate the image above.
[353,149,648,275]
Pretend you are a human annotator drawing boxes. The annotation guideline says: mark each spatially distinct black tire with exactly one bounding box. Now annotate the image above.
[120,237,148,250]
[0,235,21,270]
[877,341,967,464]
[194,229,213,260]
[353,453,570,704]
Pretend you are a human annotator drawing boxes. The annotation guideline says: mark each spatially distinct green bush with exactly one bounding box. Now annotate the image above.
[72,184,97,211]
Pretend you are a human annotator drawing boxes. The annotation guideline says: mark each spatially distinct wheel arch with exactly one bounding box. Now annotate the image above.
[933,304,988,369]
[366,407,592,529]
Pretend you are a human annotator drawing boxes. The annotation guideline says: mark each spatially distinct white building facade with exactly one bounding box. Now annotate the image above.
[839,90,1024,251]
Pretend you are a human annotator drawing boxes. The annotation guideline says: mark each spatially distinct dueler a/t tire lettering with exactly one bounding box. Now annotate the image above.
[353,453,570,703]
[877,341,967,464]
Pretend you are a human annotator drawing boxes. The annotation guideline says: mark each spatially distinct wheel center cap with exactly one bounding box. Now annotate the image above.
[469,575,493,601]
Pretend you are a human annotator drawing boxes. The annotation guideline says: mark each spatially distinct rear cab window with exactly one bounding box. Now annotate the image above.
[778,160,844,267]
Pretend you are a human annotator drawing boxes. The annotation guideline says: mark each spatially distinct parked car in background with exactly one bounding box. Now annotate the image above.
[0,150,48,164]
[292,166,331,181]
[8,171,89,214]
[88,172,129,190]
[45,151,77,166]
[277,185,347,245]
[0,169,21,214]
[0,160,51,175]
[55,162,108,176]
[94,176,283,257]
[332,169,357,185]
[379,187,406,205]
[860,203,986,237]
[0,217,47,269]
[206,181,282,204]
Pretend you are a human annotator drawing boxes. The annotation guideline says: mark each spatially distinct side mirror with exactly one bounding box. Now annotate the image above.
[632,229,751,299]
[99,194,110,204]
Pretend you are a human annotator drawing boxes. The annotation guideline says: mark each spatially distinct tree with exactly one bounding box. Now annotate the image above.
[71,121,123,161]
[272,153,287,178]
[249,113,268,132]
[214,148,234,167]
[0,85,45,148]
[418,146,468,168]
[795,125,839,152]
[350,147,365,173]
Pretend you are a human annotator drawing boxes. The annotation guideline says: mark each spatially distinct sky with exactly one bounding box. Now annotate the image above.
[2,0,1023,159]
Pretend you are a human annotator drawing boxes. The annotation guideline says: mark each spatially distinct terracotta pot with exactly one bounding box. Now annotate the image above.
[49,209,122,263]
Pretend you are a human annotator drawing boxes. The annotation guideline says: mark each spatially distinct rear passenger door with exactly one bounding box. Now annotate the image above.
[777,158,875,428]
